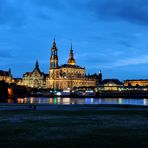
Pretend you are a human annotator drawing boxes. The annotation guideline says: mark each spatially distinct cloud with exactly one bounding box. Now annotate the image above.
[77,50,123,66]
[87,0,148,26]
[0,50,13,59]
[108,55,148,68]
[31,0,67,11]
[117,40,133,48]
[0,0,26,28]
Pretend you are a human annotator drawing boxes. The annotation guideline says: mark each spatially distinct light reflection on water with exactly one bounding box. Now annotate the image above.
[17,97,148,106]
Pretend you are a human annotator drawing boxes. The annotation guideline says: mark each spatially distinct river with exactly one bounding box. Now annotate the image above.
[15,97,148,106]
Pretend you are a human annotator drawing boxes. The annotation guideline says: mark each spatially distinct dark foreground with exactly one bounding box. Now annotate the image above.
[1,106,148,148]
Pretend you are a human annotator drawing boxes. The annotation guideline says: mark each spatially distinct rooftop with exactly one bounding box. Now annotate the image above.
[59,64,84,69]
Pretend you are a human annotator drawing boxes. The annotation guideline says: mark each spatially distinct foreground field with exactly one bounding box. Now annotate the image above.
[0,107,148,148]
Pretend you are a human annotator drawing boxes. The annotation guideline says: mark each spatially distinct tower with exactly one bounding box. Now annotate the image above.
[50,39,58,69]
[67,43,76,65]
[8,68,11,77]
[98,70,102,83]
[49,39,59,84]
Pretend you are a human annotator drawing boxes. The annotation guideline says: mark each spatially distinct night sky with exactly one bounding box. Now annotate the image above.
[0,0,148,80]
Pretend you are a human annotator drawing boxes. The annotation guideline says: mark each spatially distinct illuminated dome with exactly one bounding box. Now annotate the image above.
[67,45,76,65]
[68,57,76,65]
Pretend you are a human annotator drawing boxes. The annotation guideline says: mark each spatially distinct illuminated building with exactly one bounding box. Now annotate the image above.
[47,39,101,90]
[0,69,13,83]
[124,80,148,87]
[97,79,123,91]
[21,39,102,89]
[22,61,47,88]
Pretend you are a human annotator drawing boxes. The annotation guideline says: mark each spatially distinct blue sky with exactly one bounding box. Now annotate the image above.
[0,0,148,80]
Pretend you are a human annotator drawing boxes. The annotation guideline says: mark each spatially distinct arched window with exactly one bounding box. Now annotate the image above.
[128,83,132,86]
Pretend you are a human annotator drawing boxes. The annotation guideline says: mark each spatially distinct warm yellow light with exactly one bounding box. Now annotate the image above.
[8,88,13,96]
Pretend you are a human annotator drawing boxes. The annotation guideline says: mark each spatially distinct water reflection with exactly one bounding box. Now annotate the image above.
[16,97,148,106]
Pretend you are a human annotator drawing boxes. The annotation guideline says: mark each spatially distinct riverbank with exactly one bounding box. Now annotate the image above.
[0,107,148,148]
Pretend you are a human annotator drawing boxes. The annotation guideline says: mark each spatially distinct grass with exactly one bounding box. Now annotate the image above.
[0,109,148,148]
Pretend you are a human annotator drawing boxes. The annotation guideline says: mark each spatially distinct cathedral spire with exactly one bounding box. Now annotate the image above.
[71,42,72,50]
[53,38,56,47]
[98,69,102,82]
[35,60,39,68]
[50,38,58,69]
[68,43,76,65]
[33,60,41,74]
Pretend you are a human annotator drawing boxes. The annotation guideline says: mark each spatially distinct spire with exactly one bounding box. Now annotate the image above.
[35,60,39,68]
[70,42,73,58]
[50,38,58,69]
[33,60,41,74]
[68,43,76,65]
[8,68,11,74]
[71,42,72,50]
[8,68,11,76]
[53,38,56,47]
[98,69,102,82]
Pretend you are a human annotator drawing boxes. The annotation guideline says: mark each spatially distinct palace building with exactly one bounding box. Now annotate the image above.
[21,39,102,89]
[47,39,101,90]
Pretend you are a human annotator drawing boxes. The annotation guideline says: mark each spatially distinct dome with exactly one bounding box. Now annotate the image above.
[67,46,76,65]
[68,58,76,65]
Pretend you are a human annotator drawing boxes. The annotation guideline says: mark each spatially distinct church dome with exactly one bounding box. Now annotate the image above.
[67,44,76,65]
[68,58,76,65]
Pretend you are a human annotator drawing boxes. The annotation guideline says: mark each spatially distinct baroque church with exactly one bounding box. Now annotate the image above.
[22,39,102,89]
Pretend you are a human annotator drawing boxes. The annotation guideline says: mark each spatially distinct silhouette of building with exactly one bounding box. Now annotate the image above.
[47,39,101,90]
[22,61,47,88]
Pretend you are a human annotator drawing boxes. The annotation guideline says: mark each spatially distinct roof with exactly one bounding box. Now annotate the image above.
[100,79,123,85]
[23,72,32,77]
[59,64,84,69]
[23,61,45,77]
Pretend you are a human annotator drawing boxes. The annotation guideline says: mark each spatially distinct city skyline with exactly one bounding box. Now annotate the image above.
[0,0,148,80]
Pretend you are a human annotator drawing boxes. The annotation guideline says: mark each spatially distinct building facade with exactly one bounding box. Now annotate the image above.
[0,69,13,83]
[47,40,100,90]
[22,61,47,88]
[124,80,148,87]
[97,79,123,91]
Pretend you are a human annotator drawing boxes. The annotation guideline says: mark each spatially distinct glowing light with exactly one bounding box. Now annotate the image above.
[63,98,70,104]
[49,98,53,104]
[30,97,34,104]
[54,98,57,104]
[63,88,70,93]
[8,88,13,96]
[56,92,61,96]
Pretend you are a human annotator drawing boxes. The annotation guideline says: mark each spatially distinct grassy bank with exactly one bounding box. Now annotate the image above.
[0,109,148,148]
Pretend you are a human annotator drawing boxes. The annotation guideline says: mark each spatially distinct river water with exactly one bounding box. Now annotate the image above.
[16,97,148,106]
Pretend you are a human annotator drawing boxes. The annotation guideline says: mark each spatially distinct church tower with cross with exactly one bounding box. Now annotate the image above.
[50,39,58,69]
[47,39,97,90]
